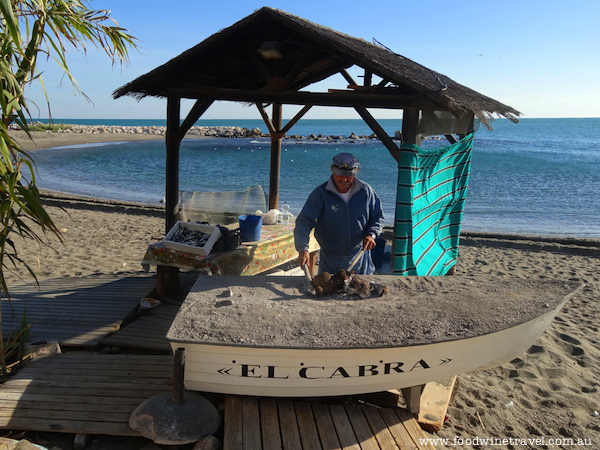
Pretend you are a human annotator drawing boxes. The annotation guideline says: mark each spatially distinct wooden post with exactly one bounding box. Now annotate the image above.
[390,107,422,275]
[162,98,214,297]
[164,98,182,297]
[165,97,181,234]
[172,348,186,404]
[268,103,283,210]
[401,107,421,147]
[401,384,425,415]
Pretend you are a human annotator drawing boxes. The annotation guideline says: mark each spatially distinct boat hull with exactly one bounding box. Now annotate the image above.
[171,295,568,397]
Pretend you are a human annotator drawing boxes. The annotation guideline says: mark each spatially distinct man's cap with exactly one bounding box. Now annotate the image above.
[331,153,360,176]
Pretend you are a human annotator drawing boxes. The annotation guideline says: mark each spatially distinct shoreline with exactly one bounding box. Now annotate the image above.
[13,128,600,243]
[9,123,389,153]
[42,189,600,248]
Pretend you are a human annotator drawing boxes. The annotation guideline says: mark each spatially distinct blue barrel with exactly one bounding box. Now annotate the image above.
[371,237,387,269]
[238,215,263,242]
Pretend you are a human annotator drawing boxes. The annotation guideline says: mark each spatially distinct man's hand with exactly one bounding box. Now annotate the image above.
[298,250,309,268]
[362,235,376,251]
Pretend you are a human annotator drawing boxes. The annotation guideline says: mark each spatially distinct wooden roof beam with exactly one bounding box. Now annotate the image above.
[363,68,373,87]
[178,98,214,139]
[340,68,358,86]
[242,45,273,81]
[166,86,416,109]
[285,47,321,83]
[256,103,277,135]
[290,61,352,90]
[354,105,401,161]
[281,105,312,135]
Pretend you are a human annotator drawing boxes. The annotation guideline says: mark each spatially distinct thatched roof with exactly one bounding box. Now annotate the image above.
[113,7,520,129]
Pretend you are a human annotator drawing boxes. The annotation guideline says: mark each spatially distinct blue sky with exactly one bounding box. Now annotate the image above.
[25,0,600,120]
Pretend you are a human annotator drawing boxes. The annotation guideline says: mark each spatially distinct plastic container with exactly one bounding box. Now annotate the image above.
[281,202,289,225]
[238,215,263,242]
[163,221,221,256]
[371,237,387,269]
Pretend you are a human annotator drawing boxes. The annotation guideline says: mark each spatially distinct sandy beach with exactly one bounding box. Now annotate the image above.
[5,131,600,449]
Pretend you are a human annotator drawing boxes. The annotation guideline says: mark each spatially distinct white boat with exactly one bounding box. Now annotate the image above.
[166,275,582,397]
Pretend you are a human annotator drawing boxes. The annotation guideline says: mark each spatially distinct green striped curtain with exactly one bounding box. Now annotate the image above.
[393,134,474,276]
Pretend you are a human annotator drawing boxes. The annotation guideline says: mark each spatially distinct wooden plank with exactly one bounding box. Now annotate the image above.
[3,314,123,326]
[18,363,172,374]
[101,332,172,350]
[417,376,456,432]
[379,409,418,450]
[100,338,171,351]
[4,379,171,391]
[0,408,131,422]
[6,373,170,384]
[1,399,142,413]
[8,364,172,376]
[242,397,262,450]
[12,357,173,379]
[394,410,437,450]
[277,400,302,450]
[328,404,361,450]
[4,293,144,302]
[401,386,423,416]
[13,364,173,376]
[224,396,243,450]
[13,359,173,372]
[0,392,146,405]
[2,276,155,347]
[310,402,341,450]
[2,309,132,318]
[343,405,380,450]
[30,354,173,364]
[0,417,138,436]
[294,401,322,450]
[3,295,142,304]
[100,303,179,351]
[0,353,173,437]
[0,386,169,398]
[259,397,282,450]
[361,406,399,449]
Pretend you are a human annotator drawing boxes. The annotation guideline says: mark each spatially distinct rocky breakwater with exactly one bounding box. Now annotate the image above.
[54,123,265,138]
[37,122,416,142]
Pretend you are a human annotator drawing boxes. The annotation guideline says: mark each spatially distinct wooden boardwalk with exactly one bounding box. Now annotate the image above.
[0,276,447,445]
[100,302,180,352]
[1,275,156,347]
[224,396,437,450]
[0,352,174,436]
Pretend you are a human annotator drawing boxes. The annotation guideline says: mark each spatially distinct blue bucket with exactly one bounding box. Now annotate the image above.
[371,237,387,269]
[238,215,263,242]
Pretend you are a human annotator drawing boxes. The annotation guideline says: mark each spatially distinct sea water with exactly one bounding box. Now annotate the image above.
[29,118,600,238]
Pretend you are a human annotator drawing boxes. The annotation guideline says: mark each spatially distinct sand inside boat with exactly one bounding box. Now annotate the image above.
[167,275,583,349]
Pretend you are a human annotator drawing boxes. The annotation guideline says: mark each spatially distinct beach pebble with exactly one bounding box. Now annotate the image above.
[215,299,234,308]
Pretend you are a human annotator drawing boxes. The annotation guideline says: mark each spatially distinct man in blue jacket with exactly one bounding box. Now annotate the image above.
[294,152,385,275]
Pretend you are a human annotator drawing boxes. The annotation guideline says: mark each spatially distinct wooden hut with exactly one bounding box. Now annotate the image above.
[113,6,520,276]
